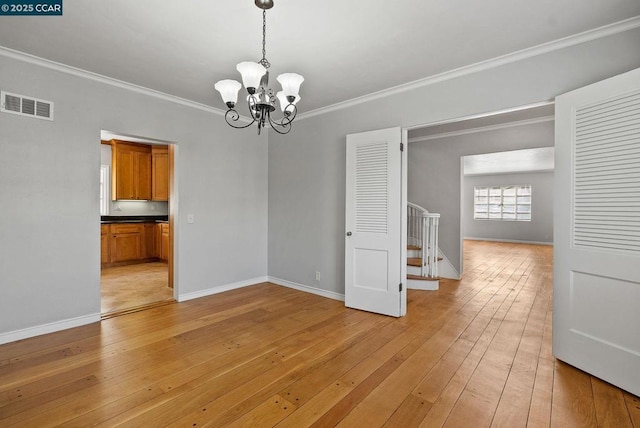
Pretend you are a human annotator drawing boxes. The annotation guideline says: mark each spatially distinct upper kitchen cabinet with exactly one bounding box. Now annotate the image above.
[111,140,152,200]
[152,145,169,201]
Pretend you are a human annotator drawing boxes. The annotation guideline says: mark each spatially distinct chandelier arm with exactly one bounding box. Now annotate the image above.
[270,104,298,127]
[283,104,298,124]
[266,111,293,134]
[224,109,256,129]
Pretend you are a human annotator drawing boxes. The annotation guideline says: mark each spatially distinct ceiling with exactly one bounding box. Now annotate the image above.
[1,1,639,114]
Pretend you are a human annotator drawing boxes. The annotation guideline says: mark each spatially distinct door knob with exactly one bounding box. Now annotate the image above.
[346,231,352,236]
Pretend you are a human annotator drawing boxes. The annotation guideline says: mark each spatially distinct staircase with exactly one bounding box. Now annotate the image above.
[407,202,441,291]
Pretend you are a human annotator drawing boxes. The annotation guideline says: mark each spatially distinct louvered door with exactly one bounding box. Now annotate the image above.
[554,67,640,396]
[345,127,406,317]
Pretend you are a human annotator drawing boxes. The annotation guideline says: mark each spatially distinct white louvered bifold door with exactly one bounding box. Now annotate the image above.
[554,67,640,397]
[345,127,405,317]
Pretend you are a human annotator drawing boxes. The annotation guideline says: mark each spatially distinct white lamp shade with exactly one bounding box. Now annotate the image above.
[276,91,300,113]
[236,61,266,90]
[214,79,242,104]
[277,73,304,98]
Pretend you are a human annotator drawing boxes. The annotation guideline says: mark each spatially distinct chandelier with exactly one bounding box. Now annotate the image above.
[214,0,304,135]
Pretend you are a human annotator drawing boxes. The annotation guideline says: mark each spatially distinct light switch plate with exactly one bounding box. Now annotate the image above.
[187,214,194,224]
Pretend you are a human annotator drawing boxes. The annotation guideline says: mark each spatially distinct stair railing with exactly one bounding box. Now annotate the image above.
[408,202,440,278]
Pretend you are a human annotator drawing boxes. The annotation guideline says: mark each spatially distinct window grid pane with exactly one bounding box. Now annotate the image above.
[474,184,531,221]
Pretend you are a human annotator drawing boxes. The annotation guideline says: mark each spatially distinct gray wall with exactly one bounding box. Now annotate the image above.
[0,54,268,337]
[408,121,554,273]
[268,27,640,294]
[463,172,554,243]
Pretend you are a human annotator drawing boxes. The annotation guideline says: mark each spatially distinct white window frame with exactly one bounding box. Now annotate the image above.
[474,185,531,221]
[100,165,110,216]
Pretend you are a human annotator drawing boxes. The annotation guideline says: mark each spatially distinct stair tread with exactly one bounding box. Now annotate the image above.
[407,274,440,281]
[407,245,421,250]
[407,256,444,266]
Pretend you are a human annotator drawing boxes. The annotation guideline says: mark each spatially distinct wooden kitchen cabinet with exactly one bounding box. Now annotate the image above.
[111,141,152,200]
[109,223,143,263]
[142,222,157,259]
[152,145,169,201]
[101,224,110,265]
[157,223,169,262]
[101,222,163,268]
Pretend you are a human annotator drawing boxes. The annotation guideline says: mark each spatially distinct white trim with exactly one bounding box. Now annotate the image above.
[407,278,439,291]
[436,248,461,280]
[100,164,110,216]
[465,237,553,246]
[464,169,554,177]
[406,101,555,132]
[298,17,640,120]
[177,276,269,302]
[408,116,554,144]
[269,277,345,302]
[0,313,100,345]
[0,46,229,117]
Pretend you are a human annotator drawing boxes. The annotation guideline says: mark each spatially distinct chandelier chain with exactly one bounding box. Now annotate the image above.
[259,9,271,69]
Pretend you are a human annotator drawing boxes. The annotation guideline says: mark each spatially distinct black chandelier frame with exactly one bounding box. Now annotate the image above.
[220,1,300,135]
[222,82,298,135]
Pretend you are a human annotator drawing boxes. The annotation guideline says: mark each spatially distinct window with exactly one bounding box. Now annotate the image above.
[100,165,110,216]
[474,185,531,221]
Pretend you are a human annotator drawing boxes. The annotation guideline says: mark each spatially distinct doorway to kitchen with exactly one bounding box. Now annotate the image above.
[99,130,177,318]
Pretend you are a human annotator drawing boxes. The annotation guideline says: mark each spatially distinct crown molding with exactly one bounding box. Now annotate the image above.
[2,15,639,123]
[408,116,554,143]
[0,45,230,118]
[298,16,640,120]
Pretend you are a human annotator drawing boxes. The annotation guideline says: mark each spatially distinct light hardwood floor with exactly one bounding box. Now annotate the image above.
[1,241,638,426]
[101,262,174,316]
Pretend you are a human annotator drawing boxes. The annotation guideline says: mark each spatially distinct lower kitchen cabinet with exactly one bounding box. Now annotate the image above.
[157,223,169,262]
[101,222,165,267]
[109,223,143,263]
[142,222,157,258]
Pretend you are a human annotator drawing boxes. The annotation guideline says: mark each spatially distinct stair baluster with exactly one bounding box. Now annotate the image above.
[408,202,440,279]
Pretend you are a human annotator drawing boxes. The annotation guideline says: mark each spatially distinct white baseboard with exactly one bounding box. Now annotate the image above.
[268,277,345,302]
[0,313,101,345]
[178,276,269,302]
[465,237,553,246]
[407,279,439,291]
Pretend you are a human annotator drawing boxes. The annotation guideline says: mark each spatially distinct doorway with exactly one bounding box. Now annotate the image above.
[99,130,177,318]
[406,102,555,279]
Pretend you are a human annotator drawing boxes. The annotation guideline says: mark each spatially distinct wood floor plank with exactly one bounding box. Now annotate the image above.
[592,377,634,428]
[526,305,554,428]
[551,361,598,428]
[1,242,637,427]
[624,392,640,427]
[491,277,550,427]
[384,393,434,427]
[226,394,297,428]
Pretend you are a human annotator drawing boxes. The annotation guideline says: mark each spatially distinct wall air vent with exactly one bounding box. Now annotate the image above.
[1,91,54,121]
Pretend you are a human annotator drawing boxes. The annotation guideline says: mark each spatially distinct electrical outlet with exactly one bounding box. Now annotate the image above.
[187,214,195,224]
[315,271,321,281]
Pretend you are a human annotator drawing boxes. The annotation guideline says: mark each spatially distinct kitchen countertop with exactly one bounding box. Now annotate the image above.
[101,215,168,224]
